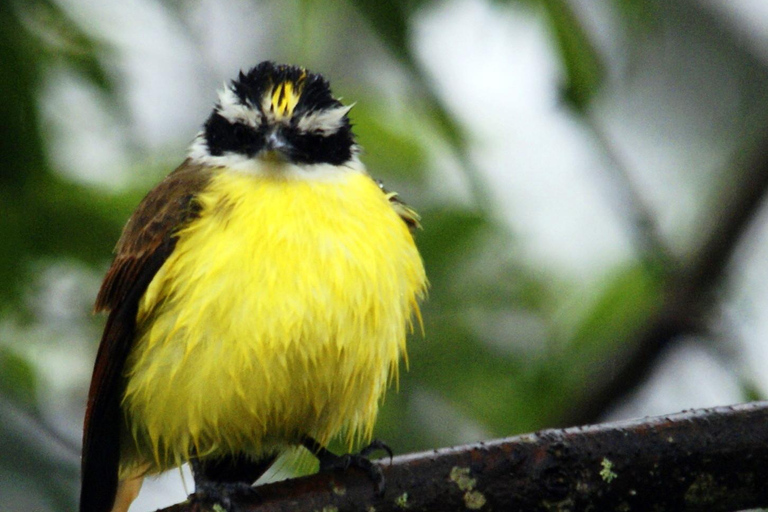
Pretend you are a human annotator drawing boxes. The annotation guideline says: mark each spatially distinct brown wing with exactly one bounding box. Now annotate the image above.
[80,161,211,512]
[374,179,421,232]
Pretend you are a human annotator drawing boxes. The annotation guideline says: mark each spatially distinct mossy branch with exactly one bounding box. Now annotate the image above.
[161,401,768,511]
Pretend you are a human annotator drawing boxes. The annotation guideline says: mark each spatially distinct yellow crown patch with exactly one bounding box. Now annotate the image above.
[270,71,306,119]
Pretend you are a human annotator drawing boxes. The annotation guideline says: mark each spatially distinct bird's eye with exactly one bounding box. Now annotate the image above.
[232,123,251,143]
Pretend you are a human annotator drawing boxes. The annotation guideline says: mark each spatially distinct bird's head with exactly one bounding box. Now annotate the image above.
[189,61,357,170]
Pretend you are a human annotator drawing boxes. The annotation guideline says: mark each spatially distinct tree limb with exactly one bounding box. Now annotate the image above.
[161,401,768,512]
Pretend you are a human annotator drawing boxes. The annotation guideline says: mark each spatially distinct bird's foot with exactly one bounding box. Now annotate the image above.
[190,481,259,512]
[304,437,393,496]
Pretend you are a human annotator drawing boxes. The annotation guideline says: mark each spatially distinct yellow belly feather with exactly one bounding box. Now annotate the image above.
[119,169,426,476]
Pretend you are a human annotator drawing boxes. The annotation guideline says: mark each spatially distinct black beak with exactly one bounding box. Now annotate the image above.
[262,129,291,161]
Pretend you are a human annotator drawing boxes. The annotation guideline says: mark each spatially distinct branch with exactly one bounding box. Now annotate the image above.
[162,401,768,512]
[583,108,675,271]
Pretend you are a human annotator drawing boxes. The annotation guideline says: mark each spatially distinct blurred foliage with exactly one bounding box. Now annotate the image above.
[0,347,37,408]
[540,0,603,110]
[1,0,764,510]
[349,101,428,184]
[0,0,122,312]
[613,0,661,27]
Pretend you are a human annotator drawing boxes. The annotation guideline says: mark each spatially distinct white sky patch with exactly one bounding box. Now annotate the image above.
[605,340,744,421]
[61,0,208,150]
[413,0,633,281]
[40,67,133,188]
[702,0,768,63]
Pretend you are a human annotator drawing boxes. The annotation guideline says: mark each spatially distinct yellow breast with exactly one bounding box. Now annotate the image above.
[120,167,426,476]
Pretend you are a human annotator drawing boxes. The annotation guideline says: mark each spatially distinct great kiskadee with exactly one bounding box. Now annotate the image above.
[80,61,427,512]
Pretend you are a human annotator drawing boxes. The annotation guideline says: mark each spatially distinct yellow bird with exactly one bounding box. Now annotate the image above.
[80,61,427,512]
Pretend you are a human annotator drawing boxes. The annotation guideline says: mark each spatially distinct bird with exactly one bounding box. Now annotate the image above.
[79,61,427,512]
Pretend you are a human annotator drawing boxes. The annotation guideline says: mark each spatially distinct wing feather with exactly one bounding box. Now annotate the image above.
[375,179,421,231]
[80,161,211,512]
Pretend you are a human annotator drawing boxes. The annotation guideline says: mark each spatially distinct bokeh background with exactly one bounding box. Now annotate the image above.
[4,0,768,510]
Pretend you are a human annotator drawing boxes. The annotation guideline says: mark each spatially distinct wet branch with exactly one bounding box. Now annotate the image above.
[162,401,768,512]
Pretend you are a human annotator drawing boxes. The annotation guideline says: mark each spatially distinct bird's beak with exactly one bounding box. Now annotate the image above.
[262,129,291,162]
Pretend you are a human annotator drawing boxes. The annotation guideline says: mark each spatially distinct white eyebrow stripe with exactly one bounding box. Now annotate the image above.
[295,104,352,135]
[216,86,261,127]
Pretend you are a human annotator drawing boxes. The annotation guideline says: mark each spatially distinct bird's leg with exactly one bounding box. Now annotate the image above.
[302,436,393,496]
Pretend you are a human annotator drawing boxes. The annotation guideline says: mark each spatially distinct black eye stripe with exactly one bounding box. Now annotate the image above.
[204,114,266,157]
[204,115,352,164]
[283,127,353,165]
[233,123,253,141]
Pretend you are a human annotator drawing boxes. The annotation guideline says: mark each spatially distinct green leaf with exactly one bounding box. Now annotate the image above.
[612,0,660,29]
[352,1,420,64]
[568,263,663,352]
[535,263,664,418]
[740,378,764,403]
[0,1,117,308]
[350,102,427,183]
[416,207,489,283]
[349,1,468,154]
[0,348,37,408]
[540,0,604,110]
[21,0,114,93]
